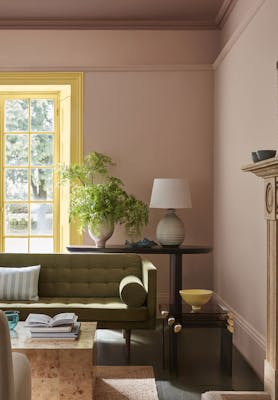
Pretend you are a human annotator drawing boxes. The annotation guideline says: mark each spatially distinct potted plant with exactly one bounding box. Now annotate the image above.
[59,151,148,247]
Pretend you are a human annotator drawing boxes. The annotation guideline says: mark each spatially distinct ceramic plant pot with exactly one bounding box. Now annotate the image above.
[88,219,114,248]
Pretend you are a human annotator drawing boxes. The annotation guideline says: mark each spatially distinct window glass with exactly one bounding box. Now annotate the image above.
[5,134,28,166]
[5,99,28,132]
[1,95,58,253]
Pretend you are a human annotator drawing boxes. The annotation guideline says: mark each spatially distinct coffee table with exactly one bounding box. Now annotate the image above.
[11,322,97,400]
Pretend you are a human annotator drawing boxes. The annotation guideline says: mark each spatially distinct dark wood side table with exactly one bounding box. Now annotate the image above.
[160,299,234,374]
[67,244,213,370]
[66,244,212,319]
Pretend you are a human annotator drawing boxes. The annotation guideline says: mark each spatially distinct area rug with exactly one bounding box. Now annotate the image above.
[94,365,159,400]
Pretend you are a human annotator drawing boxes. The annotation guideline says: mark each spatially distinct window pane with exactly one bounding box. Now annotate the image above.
[5,134,28,166]
[5,169,28,200]
[30,203,53,235]
[30,99,54,132]
[31,134,53,166]
[5,204,28,235]
[5,238,28,253]
[5,99,28,132]
[30,238,53,253]
[31,169,53,200]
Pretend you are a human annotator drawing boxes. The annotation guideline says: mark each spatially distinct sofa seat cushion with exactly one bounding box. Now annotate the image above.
[0,297,148,322]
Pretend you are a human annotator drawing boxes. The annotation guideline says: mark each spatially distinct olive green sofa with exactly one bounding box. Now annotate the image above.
[0,253,157,351]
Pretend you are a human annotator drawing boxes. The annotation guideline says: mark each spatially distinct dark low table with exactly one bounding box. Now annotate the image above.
[160,299,234,374]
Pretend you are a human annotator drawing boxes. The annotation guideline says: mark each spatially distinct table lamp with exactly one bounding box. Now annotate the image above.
[149,178,192,247]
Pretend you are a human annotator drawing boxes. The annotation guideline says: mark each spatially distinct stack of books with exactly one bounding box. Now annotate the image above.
[24,312,80,340]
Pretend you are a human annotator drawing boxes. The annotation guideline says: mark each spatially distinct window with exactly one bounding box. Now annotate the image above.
[0,72,84,252]
[1,94,59,253]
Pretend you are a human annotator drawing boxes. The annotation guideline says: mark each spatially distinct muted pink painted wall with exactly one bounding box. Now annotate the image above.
[0,29,215,301]
[84,70,214,293]
[214,0,278,377]
[0,30,219,66]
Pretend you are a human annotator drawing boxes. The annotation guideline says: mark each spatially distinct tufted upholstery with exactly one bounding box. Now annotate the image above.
[0,253,157,331]
[0,253,142,297]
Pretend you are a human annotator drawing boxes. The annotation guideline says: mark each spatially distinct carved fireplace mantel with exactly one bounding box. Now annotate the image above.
[242,157,278,400]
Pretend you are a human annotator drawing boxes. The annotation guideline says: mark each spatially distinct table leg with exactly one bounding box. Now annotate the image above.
[169,253,182,316]
[221,327,233,375]
[169,325,178,374]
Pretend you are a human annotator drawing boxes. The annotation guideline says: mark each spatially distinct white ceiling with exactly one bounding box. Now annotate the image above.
[0,0,236,29]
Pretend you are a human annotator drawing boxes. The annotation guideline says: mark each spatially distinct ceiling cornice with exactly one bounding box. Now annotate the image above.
[0,3,238,30]
[0,18,219,30]
[215,0,238,28]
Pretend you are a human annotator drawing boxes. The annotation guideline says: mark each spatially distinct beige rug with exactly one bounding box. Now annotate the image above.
[94,365,159,400]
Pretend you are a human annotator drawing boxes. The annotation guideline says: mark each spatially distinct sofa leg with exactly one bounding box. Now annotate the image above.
[125,329,131,359]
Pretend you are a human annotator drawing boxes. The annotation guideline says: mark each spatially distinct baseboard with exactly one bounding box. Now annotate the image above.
[214,293,265,380]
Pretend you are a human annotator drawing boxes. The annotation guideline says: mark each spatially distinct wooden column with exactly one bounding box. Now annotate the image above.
[243,158,278,400]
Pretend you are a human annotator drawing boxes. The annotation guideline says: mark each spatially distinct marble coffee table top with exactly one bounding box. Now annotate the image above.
[11,321,97,350]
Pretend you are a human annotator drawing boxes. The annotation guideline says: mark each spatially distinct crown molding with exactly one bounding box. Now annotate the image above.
[0,13,232,30]
[213,0,266,68]
[0,18,217,30]
[0,65,213,72]
[215,0,238,28]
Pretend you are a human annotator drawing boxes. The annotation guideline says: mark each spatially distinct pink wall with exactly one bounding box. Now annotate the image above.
[0,29,216,304]
[214,0,278,377]
[0,30,219,66]
[84,69,214,295]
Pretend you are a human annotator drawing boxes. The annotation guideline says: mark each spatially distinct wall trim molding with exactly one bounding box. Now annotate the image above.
[0,3,236,31]
[213,0,266,69]
[0,65,213,73]
[214,293,266,351]
[215,0,238,28]
[0,18,217,30]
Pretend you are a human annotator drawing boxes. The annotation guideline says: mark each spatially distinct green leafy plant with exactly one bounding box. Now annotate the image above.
[59,151,148,238]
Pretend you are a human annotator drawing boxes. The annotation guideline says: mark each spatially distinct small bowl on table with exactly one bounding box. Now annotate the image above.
[5,310,20,330]
[256,150,276,162]
[179,289,213,312]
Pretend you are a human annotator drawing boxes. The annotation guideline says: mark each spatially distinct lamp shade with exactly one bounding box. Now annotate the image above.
[149,178,192,209]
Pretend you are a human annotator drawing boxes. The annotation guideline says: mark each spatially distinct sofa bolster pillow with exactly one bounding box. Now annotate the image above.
[119,275,147,307]
[0,265,41,301]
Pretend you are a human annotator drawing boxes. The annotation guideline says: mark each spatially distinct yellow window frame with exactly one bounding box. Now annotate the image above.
[0,72,84,252]
[0,92,60,252]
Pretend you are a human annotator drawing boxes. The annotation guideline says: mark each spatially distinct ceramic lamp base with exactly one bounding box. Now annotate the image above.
[156,209,185,247]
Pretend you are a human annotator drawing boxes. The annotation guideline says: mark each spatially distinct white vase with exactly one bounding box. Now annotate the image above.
[88,219,114,248]
[156,209,185,247]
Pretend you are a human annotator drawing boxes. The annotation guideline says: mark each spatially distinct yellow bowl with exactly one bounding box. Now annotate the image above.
[179,289,213,311]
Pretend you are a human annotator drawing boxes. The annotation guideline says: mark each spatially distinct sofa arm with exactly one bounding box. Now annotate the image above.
[142,259,157,322]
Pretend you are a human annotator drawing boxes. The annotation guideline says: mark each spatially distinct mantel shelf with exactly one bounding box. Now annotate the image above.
[242,157,278,178]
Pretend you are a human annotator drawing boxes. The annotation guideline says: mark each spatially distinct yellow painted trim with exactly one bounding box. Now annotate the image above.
[0,97,3,251]
[0,72,84,250]
[1,93,59,252]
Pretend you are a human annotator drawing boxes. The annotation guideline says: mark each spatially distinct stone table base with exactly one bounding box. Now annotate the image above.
[12,322,96,400]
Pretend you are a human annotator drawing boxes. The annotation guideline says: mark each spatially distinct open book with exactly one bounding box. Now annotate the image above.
[30,322,81,339]
[25,312,78,330]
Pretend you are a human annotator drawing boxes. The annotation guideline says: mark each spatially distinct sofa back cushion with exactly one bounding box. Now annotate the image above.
[0,253,142,298]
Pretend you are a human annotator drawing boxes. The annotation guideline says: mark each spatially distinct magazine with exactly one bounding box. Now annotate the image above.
[30,322,81,340]
[25,312,77,328]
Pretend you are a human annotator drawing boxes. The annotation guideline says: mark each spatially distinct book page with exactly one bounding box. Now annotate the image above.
[25,313,51,326]
[51,312,76,326]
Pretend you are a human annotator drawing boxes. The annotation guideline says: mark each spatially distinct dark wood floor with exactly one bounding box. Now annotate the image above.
[95,320,263,400]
